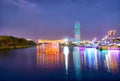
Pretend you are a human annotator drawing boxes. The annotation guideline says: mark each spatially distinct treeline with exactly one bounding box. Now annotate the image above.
[0,35,36,49]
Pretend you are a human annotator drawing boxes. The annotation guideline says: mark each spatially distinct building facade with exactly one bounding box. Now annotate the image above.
[74,22,80,44]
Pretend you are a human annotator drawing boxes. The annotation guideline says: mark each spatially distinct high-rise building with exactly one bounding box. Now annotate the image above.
[74,22,80,44]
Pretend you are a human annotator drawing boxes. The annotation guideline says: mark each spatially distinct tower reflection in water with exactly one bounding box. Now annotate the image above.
[73,47,81,81]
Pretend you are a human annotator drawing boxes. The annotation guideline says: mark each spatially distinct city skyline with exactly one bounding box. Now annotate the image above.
[0,0,120,41]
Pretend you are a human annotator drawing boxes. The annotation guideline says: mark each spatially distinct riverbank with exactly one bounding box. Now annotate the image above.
[0,45,36,50]
[0,35,36,50]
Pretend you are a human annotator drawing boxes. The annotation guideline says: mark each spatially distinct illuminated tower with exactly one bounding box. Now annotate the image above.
[74,22,80,44]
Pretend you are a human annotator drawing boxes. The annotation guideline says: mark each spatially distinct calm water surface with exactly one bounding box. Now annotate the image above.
[0,46,120,81]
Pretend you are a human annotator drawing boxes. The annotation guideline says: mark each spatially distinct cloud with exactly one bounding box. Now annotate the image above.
[1,0,40,13]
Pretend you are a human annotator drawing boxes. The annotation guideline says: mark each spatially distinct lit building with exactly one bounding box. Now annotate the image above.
[74,22,80,44]
[37,39,64,54]
[108,30,116,40]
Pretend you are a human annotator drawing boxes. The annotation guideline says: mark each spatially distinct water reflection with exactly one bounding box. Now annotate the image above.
[36,46,64,68]
[0,46,120,81]
[84,48,98,70]
[105,50,120,73]
[73,47,81,80]
[84,48,120,73]
[36,45,120,80]
[63,46,69,78]
[36,43,60,54]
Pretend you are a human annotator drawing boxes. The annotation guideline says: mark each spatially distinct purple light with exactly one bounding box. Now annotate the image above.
[108,47,120,50]
[109,50,120,53]
[79,47,85,50]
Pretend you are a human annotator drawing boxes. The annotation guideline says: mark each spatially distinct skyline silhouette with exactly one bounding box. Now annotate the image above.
[0,0,120,41]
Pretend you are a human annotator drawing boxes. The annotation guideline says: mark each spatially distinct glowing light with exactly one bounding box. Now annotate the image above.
[105,35,108,39]
[64,38,68,42]
[106,50,119,73]
[109,50,120,54]
[79,47,85,50]
[63,46,69,55]
[74,22,80,44]
[117,43,120,46]
[37,39,64,44]
[108,47,120,50]
[73,47,81,80]
[63,46,69,76]
[105,54,110,71]
[94,48,98,70]
[93,38,97,41]
[36,51,64,68]
[102,38,105,41]
[85,48,97,69]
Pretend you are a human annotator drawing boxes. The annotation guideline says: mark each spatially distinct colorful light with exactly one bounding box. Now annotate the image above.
[63,46,69,76]
[73,47,81,80]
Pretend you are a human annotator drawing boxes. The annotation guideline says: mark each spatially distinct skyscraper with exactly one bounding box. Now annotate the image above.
[74,22,80,44]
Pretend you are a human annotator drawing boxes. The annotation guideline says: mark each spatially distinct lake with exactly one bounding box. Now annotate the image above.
[0,46,120,81]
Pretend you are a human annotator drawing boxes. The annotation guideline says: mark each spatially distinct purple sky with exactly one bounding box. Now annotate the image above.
[0,0,120,41]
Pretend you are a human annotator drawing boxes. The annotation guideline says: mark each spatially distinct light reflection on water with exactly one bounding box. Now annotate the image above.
[36,51,64,69]
[73,47,81,80]
[105,50,120,73]
[63,46,69,77]
[36,46,120,74]
[0,46,120,81]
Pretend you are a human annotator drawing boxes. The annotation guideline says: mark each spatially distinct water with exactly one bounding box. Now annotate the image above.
[0,46,120,81]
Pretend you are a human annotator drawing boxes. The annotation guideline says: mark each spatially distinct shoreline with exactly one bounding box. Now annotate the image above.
[0,45,36,50]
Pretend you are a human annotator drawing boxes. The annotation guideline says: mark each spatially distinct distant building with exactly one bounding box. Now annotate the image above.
[107,30,120,43]
[74,22,80,44]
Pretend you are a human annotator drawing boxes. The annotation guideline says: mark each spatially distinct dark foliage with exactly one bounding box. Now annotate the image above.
[0,35,36,49]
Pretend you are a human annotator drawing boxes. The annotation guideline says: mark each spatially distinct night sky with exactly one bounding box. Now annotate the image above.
[0,0,120,41]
